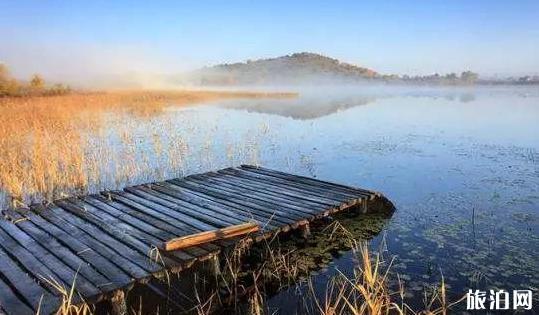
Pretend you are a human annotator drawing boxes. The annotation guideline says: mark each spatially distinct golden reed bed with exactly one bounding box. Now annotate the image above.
[0,90,295,207]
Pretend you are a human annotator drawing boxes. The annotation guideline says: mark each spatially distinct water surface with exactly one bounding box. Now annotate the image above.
[5,85,539,311]
[213,86,539,310]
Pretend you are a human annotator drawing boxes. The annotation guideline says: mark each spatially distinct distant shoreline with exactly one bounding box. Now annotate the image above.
[0,89,298,102]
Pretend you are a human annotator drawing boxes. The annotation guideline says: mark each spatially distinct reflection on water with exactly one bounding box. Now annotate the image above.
[218,93,375,120]
[215,86,495,120]
[2,85,539,311]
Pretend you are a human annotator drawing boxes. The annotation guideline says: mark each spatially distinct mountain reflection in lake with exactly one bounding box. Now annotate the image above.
[215,86,485,120]
[3,85,539,313]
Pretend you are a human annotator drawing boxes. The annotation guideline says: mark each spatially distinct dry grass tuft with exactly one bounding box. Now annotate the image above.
[209,222,465,315]
[299,240,464,315]
[39,272,93,315]
[0,90,295,207]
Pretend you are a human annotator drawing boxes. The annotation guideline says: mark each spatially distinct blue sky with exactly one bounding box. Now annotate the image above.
[1,0,538,82]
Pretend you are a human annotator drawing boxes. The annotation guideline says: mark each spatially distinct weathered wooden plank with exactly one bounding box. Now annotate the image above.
[30,207,150,279]
[67,198,169,257]
[175,179,310,228]
[193,172,328,211]
[196,175,359,220]
[96,193,218,259]
[185,175,320,218]
[0,223,64,295]
[21,211,133,288]
[0,244,60,311]
[83,196,174,242]
[0,229,62,312]
[99,194,194,238]
[88,195,214,260]
[111,191,215,232]
[227,168,358,203]
[119,191,249,257]
[38,204,161,275]
[0,219,101,299]
[54,200,184,268]
[200,172,334,209]
[198,242,221,253]
[240,165,376,198]
[0,275,35,315]
[78,197,198,264]
[7,214,120,294]
[112,192,222,253]
[168,179,306,222]
[240,165,364,192]
[235,167,361,200]
[212,173,346,215]
[146,184,283,230]
[134,185,238,225]
[226,171,367,214]
[124,186,246,228]
[218,168,346,206]
[164,222,259,251]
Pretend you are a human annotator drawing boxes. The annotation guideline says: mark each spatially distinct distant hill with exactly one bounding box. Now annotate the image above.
[183,52,379,86]
[177,52,490,86]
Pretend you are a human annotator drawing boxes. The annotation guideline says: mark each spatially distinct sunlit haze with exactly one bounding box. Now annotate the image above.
[1,0,538,85]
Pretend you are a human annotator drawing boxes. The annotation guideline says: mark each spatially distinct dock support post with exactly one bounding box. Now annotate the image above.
[353,199,368,215]
[110,290,127,315]
[361,199,368,214]
[210,255,221,277]
[299,223,311,239]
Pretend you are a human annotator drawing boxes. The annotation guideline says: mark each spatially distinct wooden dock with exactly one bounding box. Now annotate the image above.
[0,165,391,315]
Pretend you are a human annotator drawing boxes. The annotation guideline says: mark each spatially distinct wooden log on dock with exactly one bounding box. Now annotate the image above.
[163,222,259,251]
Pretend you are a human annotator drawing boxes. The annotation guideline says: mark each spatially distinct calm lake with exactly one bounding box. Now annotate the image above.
[3,85,539,312]
[120,85,538,312]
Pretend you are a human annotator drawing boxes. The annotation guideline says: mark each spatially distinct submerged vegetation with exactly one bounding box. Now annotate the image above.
[118,211,464,315]
[212,214,464,314]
